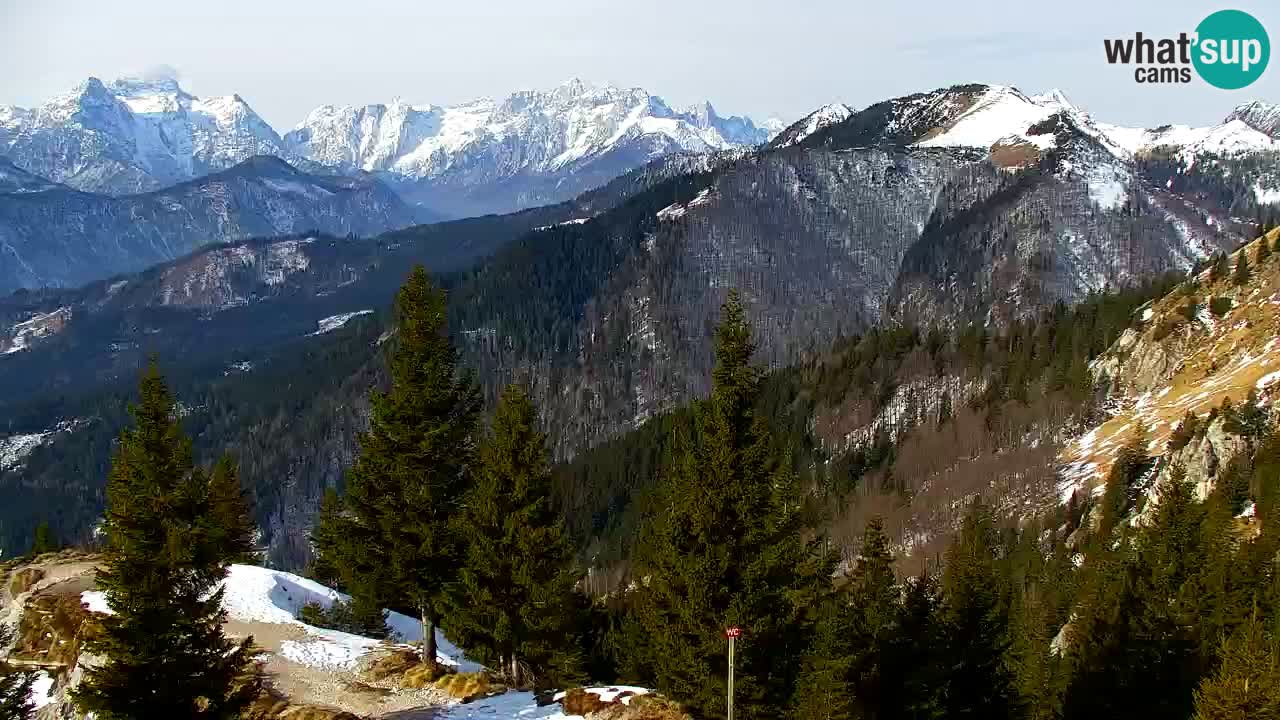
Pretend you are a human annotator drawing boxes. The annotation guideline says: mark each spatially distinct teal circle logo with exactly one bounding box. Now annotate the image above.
[1193,10,1270,89]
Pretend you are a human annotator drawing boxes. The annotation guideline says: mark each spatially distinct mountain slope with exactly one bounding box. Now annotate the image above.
[0,83,1273,567]
[0,156,420,294]
[0,77,282,195]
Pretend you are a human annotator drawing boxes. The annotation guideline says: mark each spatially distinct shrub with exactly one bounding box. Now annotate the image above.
[1209,297,1233,317]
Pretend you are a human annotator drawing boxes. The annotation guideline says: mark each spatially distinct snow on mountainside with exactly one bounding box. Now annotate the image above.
[283,78,777,216]
[0,76,282,194]
[1226,100,1280,138]
[769,102,853,148]
[0,76,776,217]
[284,79,771,178]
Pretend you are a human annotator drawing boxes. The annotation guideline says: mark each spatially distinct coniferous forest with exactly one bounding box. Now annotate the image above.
[3,225,1280,719]
[2,59,1280,720]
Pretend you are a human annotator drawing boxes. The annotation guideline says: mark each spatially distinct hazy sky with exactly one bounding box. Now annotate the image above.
[1,0,1276,131]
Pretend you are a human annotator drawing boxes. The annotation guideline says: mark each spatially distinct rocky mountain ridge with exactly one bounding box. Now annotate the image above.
[0,155,421,294]
[0,76,779,218]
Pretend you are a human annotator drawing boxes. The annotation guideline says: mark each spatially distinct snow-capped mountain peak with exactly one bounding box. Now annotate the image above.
[770,102,854,148]
[0,75,282,195]
[281,79,776,210]
[1224,100,1280,139]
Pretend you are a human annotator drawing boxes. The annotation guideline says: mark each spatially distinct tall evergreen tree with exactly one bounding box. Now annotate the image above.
[1064,466,1205,720]
[1193,613,1280,719]
[450,384,582,688]
[1234,251,1252,286]
[845,518,900,720]
[328,266,481,663]
[0,624,34,720]
[71,364,259,720]
[205,455,257,565]
[882,569,945,720]
[939,501,1019,719]
[629,291,836,719]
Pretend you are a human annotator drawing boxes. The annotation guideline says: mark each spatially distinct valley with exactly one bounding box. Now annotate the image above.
[0,53,1279,720]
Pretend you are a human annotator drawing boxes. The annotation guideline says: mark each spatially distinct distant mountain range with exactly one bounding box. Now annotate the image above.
[0,76,780,218]
[0,155,420,294]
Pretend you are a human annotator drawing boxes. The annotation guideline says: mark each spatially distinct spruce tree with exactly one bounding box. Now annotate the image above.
[335,266,480,663]
[939,502,1019,719]
[629,291,836,719]
[0,625,34,720]
[1234,251,1251,286]
[71,364,259,720]
[308,488,389,638]
[1064,466,1205,720]
[206,455,257,564]
[883,569,945,720]
[1192,613,1280,719]
[791,596,855,720]
[846,517,900,719]
[1210,253,1230,284]
[1259,234,1273,264]
[450,384,582,689]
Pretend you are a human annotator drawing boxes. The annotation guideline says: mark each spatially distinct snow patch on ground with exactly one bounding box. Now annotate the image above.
[311,310,373,335]
[28,671,55,709]
[915,86,1061,151]
[82,564,482,673]
[2,306,72,355]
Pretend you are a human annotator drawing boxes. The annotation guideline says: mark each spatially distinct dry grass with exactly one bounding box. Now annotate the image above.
[588,695,691,720]
[360,648,422,681]
[1060,230,1280,495]
[434,671,498,701]
[11,591,96,668]
[990,140,1041,169]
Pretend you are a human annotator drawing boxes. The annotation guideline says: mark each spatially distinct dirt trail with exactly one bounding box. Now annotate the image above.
[224,618,448,717]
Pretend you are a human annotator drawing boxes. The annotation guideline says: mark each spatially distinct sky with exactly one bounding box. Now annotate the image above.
[1,0,1276,131]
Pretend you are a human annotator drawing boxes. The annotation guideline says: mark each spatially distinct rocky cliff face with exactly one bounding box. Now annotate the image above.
[1060,229,1280,508]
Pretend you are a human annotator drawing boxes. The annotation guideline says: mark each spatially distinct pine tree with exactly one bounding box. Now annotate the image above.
[334,266,481,663]
[71,364,259,720]
[450,384,582,689]
[1193,613,1280,719]
[308,488,389,638]
[1259,234,1273,264]
[629,291,836,720]
[1234,251,1252,286]
[0,624,35,720]
[939,501,1019,719]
